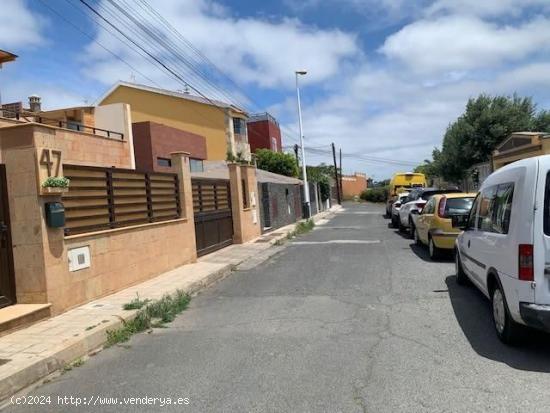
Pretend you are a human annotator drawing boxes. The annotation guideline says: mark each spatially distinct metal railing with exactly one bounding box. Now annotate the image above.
[0,109,124,140]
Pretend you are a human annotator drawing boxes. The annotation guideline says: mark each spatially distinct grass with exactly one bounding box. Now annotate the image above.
[64,357,84,372]
[122,293,150,310]
[286,219,315,240]
[106,290,191,347]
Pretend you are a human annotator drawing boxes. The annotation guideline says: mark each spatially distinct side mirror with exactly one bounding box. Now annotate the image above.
[451,215,469,230]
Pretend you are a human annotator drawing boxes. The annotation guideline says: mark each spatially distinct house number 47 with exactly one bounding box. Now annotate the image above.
[39,149,62,177]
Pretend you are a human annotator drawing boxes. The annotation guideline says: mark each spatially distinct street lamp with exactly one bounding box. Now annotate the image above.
[295,69,311,218]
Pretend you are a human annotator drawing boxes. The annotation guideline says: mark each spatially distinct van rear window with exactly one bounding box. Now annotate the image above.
[545,173,550,236]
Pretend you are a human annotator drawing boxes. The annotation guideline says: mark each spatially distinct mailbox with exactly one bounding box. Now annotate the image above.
[45,202,65,228]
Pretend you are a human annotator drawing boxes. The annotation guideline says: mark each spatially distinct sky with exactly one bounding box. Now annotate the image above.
[2,0,550,180]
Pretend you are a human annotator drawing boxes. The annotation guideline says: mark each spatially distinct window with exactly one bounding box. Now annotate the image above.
[468,194,481,229]
[423,198,436,214]
[190,159,204,173]
[477,186,497,231]
[445,197,474,216]
[474,183,514,233]
[157,157,172,167]
[233,118,245,135]
[492,183,514,234]
[545,173,550,236]
[271,137,278,151]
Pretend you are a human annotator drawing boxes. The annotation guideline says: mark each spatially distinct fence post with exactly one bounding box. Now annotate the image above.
[170,151,192,220]
[145,173,153,222]
[106,170,115,228]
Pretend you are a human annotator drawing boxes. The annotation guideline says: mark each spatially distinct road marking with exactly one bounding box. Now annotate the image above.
[292,240,381,245]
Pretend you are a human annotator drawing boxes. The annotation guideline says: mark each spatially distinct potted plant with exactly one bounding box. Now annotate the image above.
[41,176,70,194]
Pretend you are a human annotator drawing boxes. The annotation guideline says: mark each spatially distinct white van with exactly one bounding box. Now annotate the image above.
[455,155,550,344]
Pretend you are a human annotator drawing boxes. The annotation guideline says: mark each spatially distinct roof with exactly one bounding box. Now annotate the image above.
[96,81,247,115]
[0,50,17,65]
[191,160,302,184]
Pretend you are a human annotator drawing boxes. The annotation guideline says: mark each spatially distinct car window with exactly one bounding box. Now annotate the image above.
[423,198,436,214]
[445,197,474,216]
[492,183,514,234]
[477,186,497,231]
[468,193,481,229]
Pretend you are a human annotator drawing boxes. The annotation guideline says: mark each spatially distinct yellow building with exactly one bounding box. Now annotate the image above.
[97,82,250,161]
[492,132,550,170]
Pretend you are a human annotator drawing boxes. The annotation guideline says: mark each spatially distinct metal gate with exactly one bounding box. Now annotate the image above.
[192,179,233,256]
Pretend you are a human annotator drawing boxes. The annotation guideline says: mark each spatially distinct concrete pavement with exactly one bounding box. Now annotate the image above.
[7,202,550,412]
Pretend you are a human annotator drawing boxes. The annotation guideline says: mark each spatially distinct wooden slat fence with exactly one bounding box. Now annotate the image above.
[63,165,181,235]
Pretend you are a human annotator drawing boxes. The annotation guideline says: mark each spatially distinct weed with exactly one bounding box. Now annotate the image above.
[274,238,286,246]
[122,293,150,310]
[63,358,84,372]
[105,290,191,347]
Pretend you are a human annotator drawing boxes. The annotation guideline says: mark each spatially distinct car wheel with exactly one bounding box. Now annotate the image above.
[408,220,415,239]
[414,228,421,245]
[455,250,468,285]
[491,284,522,345]
[428,237,441,260]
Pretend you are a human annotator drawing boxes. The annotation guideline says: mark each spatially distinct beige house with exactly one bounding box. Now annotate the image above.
[492,132,550,170]
[0,99,261,333]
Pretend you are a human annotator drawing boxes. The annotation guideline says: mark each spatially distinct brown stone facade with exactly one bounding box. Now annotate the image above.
[341,173,368,199]
[132,121,207,173]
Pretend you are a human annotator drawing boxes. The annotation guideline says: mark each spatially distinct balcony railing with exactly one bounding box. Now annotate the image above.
[0,109,124,140]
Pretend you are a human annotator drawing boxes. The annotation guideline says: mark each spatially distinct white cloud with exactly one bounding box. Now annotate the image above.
[0,0,46,49]
[380,15,550,74]
[427,0,550,18]
[84,0,359,91]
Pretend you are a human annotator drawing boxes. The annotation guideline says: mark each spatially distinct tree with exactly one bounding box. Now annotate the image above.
[306,163,335,201]
[255,149,298,177]
[434,94,541,182]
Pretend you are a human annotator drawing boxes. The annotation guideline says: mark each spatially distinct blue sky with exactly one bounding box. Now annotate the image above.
[2,0,550,179]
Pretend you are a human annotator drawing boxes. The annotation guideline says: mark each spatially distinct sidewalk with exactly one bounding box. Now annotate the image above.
[0,206,341,401]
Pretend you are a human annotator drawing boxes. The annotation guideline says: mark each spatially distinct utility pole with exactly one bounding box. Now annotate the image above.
[293,144,300,168]
[295,70,310,218]
[339,148,343,202]
[332,143,341,205]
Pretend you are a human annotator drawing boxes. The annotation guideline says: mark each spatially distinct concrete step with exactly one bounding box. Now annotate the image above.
[0,304,51,337]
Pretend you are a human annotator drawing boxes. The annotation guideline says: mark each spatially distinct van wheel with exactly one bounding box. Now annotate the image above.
[455,251,468,285]
[428,237,441,260]
[491,284,522,345]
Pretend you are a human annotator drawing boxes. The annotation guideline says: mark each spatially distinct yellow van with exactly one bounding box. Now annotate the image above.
[386,173,427,215]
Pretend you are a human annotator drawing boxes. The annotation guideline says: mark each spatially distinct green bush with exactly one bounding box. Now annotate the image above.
[42,176,70,188]
[255,149,299,177]
[360,187,388,203]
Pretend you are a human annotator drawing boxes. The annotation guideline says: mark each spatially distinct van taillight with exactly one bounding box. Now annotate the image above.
[438,196,447,218]
[518,244,534,281]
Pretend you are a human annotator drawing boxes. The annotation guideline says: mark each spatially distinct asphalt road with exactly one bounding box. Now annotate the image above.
[8,202,550,412]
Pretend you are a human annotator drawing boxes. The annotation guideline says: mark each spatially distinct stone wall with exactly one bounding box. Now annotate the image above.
[258,182,302,232]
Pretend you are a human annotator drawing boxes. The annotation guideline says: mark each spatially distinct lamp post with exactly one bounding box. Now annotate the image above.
[295,70,311,218]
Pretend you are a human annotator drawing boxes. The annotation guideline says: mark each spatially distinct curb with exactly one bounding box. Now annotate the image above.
[0,264,234,403]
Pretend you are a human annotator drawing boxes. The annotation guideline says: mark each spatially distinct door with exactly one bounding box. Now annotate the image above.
[417,197,435,243]
[192,179,234,256]
[0,165,15,308]
[261,183,271,229]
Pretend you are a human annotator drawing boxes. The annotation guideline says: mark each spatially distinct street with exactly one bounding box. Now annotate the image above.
[9,202,550,412]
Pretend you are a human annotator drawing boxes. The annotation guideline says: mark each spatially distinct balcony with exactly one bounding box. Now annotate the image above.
[0,109,124,140]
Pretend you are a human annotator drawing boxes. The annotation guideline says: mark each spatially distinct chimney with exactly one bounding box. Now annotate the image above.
[29,95,41,112]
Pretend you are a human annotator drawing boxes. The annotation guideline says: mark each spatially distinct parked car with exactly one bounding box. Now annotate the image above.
[385,172,426,216]
[398,187,461,237]
[390,192,410,228]
[455,155,550,344]
[413,193,476,259]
